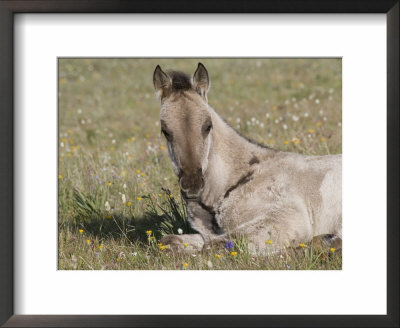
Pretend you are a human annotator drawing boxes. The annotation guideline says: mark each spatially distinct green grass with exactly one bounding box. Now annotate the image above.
[58,58,342,270]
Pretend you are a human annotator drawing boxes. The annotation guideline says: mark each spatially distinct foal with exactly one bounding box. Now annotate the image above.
[153,63,342,255]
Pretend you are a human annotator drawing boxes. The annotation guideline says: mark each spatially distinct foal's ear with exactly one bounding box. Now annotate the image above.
[153,65,171,101]
[192,63,210,101]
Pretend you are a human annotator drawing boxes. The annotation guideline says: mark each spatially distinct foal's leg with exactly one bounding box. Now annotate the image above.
[160,201,218,253]
[208,210,313,255]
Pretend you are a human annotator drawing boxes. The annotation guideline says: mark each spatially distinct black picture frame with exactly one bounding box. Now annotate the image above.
[0,1,398,327]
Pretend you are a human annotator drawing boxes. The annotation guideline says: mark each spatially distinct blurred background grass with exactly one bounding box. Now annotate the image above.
[58,58,342,270]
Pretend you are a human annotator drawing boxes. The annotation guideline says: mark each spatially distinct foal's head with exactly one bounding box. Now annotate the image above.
[153,63,212,200]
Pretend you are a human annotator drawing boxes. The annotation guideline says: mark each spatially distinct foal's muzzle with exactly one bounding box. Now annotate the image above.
[179,168,204,199]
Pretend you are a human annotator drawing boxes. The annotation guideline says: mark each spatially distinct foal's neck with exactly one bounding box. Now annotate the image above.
[206,107,274,194]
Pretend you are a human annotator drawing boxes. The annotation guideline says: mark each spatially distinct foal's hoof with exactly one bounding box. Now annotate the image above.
[160,234,204,254]
[312,234,342,251]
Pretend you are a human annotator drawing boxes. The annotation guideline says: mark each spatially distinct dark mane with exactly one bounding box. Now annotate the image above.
[168,71,192,91]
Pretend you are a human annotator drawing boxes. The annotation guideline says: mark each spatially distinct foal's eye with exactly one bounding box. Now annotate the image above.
[202,122,212,135]
[162,129,172,141]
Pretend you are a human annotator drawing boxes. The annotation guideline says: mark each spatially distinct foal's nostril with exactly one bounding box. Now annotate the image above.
[179,177,189,191]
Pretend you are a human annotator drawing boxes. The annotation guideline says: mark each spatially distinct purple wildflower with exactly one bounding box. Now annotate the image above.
[225,241,234,250]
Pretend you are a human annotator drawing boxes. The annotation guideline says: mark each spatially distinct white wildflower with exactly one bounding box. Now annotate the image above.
[178,228,183,235]
[282,124,288,130]
[121,194,126,204]
[123,183,127,190]
[105,201,111,212]
[315,99,320,104]
[292,115,299,122]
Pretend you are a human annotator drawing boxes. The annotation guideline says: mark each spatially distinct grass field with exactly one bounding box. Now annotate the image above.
[58,58,342,270]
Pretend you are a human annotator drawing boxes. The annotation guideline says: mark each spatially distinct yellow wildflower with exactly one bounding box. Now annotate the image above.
[320,137,325,142]
[146,230,152,235]
[299,243,307,248]
[157,243,163,247]
[58,174,63,179]
[330,247,336,253]
[98,245,103,250]
[317,122,322,127]
[136,197,142,201]
[284,141,289,145]
[184,243,188,248]
[140,172,145,176]
[231,251,238,256]
[145,133,150,138]
[169,194,174,198]
[269,139,275,144]
[149,236,155,241]
[272,105,278,111]
[125,201,132,206]
[136,169,141,174]
[307,129,314,134]
[86,239,91,245]
[183,262,189,268]
[158,193,163,197]
[106,181,111,186]
[105,215,111,220]
[160,245,166,250]
[160,145,165,150]
[214,254,221,258]
[265,240,272,244]
[67,129,73,134]
[78,229,84,234]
